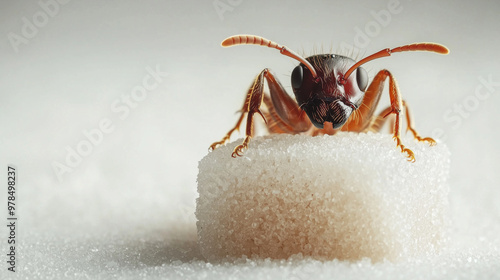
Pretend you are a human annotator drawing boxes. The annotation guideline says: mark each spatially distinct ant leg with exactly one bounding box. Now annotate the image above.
[208,112,246,151]
[357,70,417,162]
[209,84,253,151]
[232,69,313,156]
[341,69,385,132]
[263,70,311,133]
[403,101,436,146]
[211,68,312,156]
[230,69,270,157]
[209,69,267,157]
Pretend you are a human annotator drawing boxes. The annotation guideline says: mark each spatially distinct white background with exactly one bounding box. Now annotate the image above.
[0,0,499,278]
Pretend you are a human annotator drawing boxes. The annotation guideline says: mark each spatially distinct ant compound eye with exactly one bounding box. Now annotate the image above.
[291,65,303,89]
[356,67,368,91]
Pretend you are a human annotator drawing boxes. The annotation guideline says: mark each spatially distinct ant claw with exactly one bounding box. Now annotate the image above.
[231,144,248,158]
[414,135,436,146]
[402,147,415,162]
[208,143,220,152]
[422,137,437,146]
[393,136,416,162]
[209,138,230,152]
[406,154,416,163]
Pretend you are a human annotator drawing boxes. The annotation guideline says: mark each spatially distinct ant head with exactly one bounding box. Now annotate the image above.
[290,54,367,129]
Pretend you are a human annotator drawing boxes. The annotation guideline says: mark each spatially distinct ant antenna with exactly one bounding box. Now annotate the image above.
[222,35,319,80]
[339,43,449,85]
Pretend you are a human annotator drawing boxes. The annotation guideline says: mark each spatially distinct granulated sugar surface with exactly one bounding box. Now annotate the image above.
[197,133,451,262]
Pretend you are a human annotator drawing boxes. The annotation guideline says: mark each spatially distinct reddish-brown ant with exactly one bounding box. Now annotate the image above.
[210,35,449,161]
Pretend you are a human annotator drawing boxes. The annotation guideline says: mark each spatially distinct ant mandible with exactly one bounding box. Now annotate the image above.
[209,35,449,162]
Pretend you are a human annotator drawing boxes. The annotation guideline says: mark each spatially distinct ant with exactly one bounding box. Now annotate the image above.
[209,35,449,161]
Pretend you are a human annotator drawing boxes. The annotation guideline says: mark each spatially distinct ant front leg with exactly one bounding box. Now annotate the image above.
[361,70,435,162]
[210,68,311,157]
[208,93,249,152]
[376,70,414,161]
[210,69,268,157]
